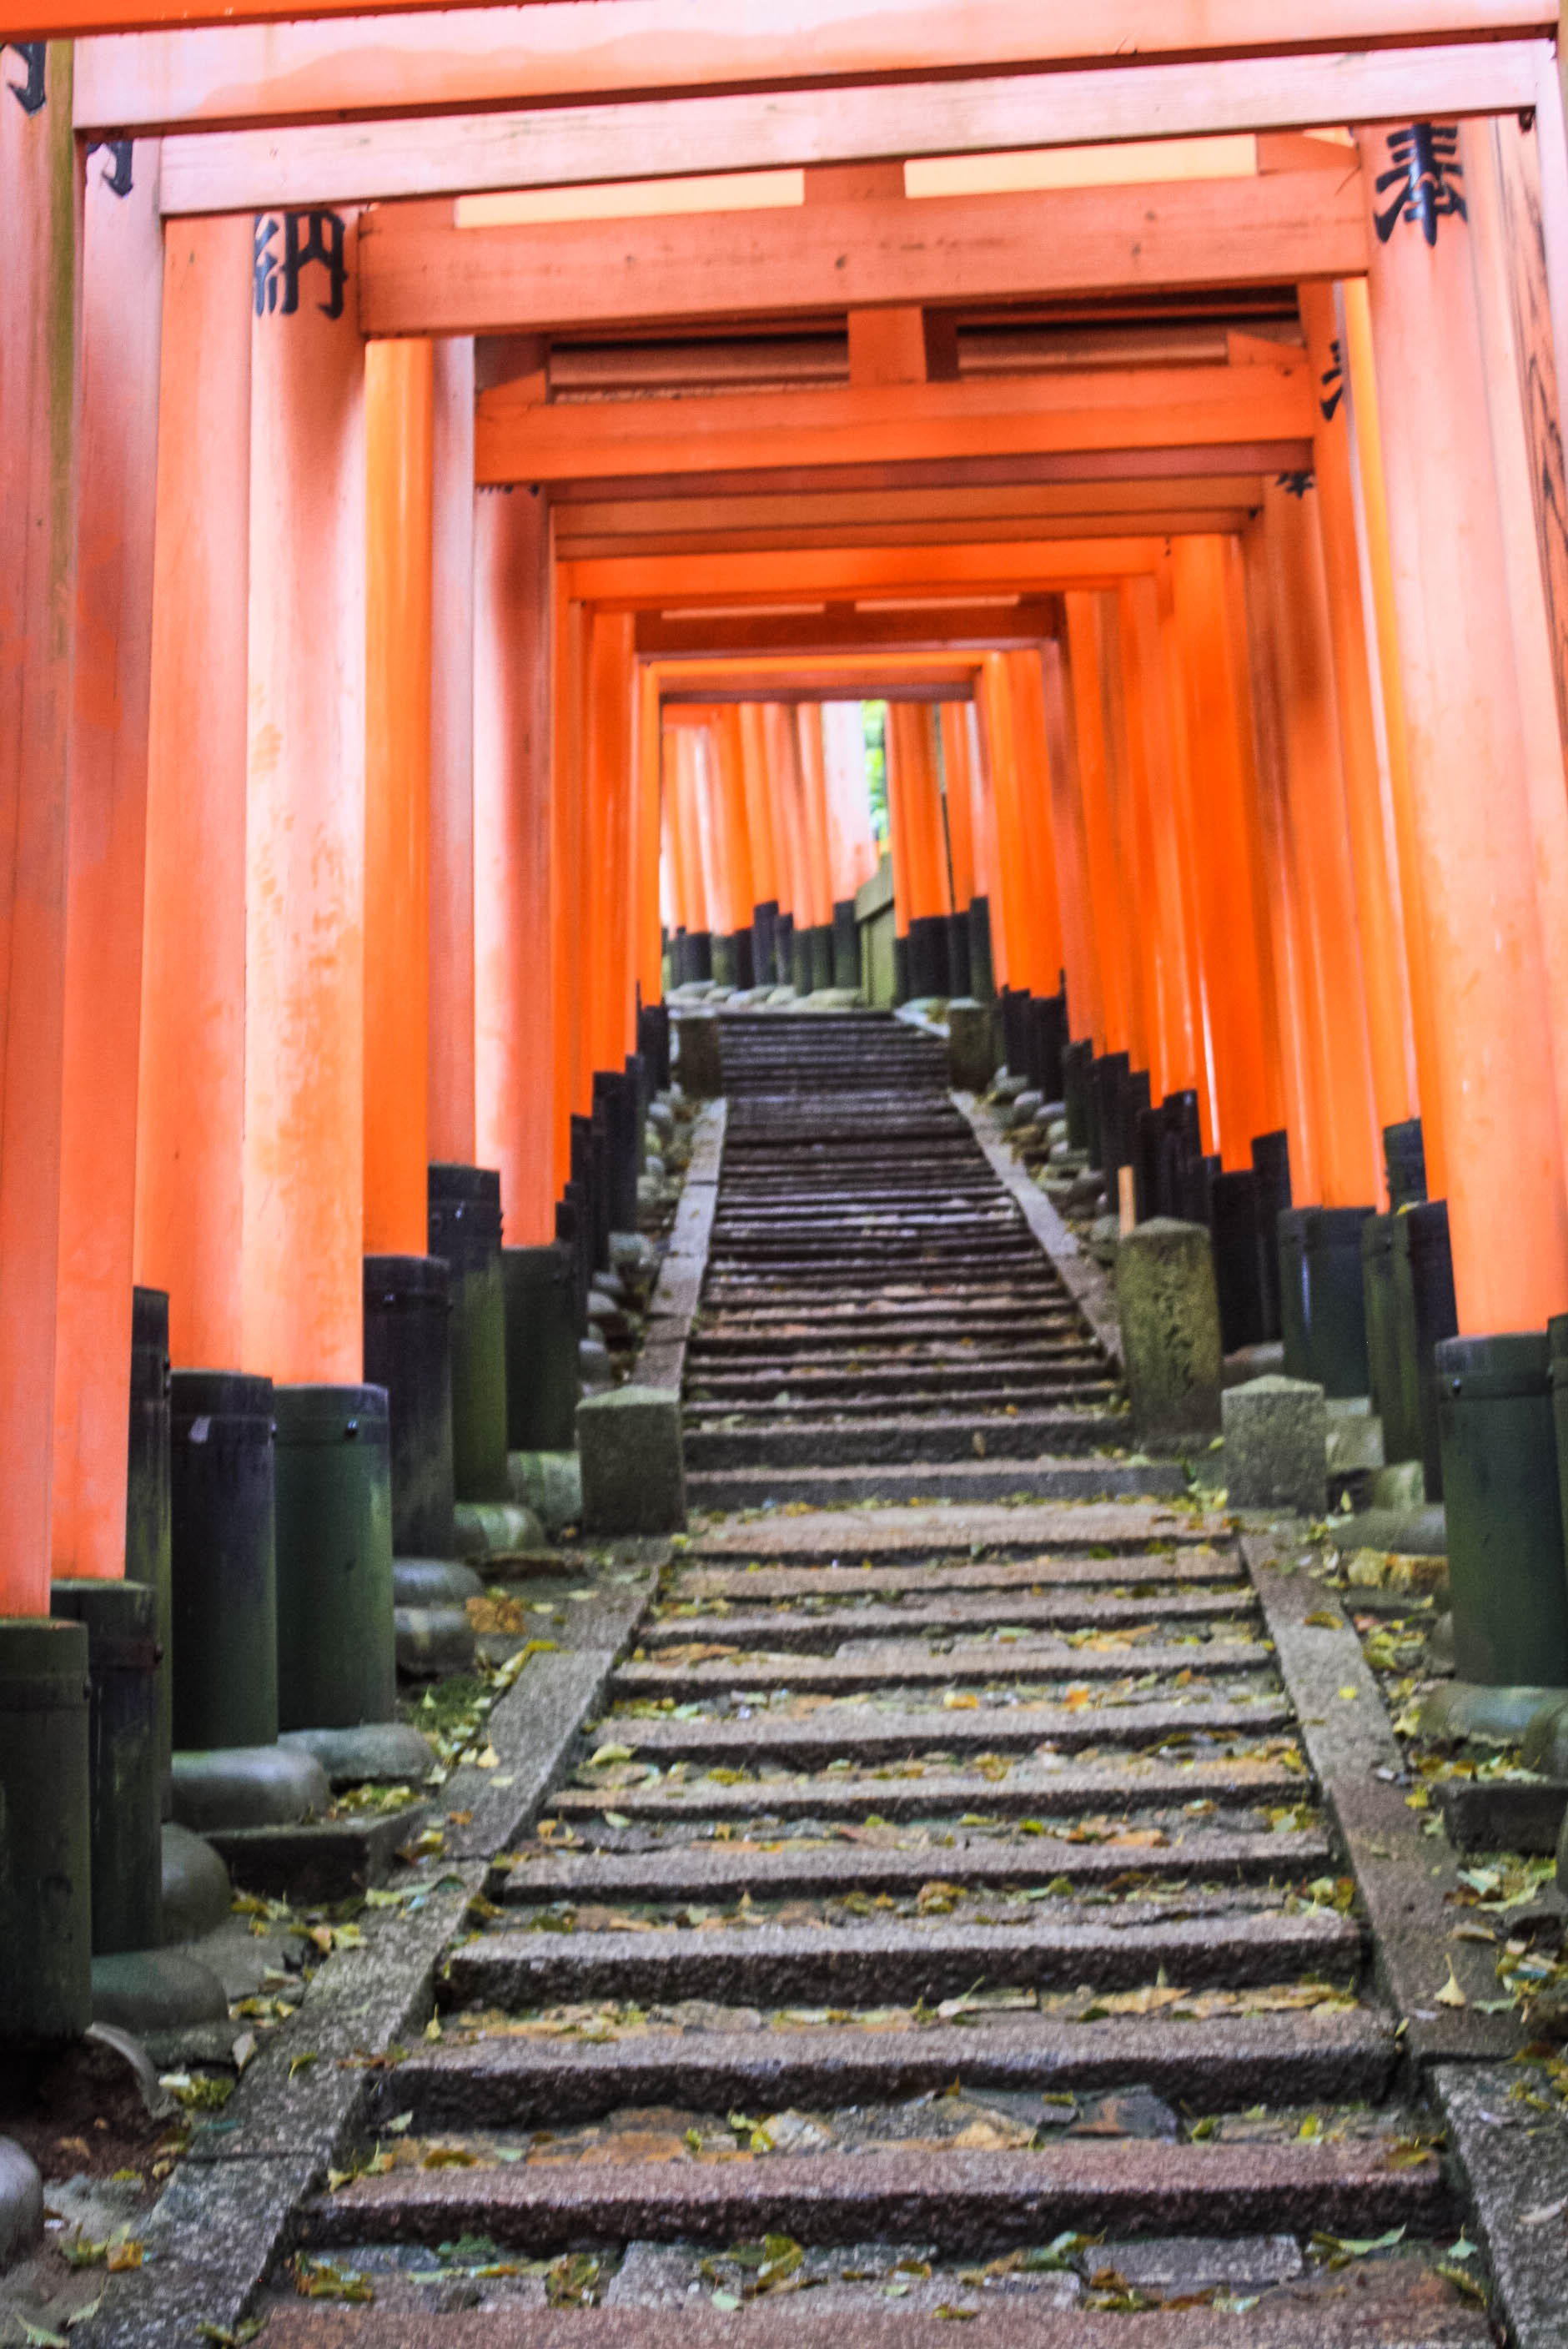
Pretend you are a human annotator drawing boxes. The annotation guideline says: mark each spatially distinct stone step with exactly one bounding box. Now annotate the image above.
[305,2139,1448,2260]
[686,1504,1223,1560]
[550,1758,1308,1825]
[686,1461,1185,1509]
[492,1827,1329,1905]
[682,1383,1118,1417]
[375,2007,1393,2134]
[612,1641,1273,1698]
[681,1411,1126,1469]
[670,1553,1243,1600]
[641,1595,1256,1650]
[589,1696,1291,1768]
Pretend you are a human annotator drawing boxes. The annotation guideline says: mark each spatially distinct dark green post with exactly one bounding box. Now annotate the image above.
[0,1618,92,2042]
[50,1580,161,1954]
[169,1371,278,1751]
[1439,1332,1568,1687]
[274,1385,396,1730]
[126,1285,173,1806]
[429,1164,509,1502]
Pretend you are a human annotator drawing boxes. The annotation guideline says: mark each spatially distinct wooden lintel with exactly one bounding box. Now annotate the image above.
[74,0,1550,135]
[557,511,1253,560]
[561,537,1168,607]
[636,600,1060,658]
[362,169,1364,340]
[538,442,1311,506]
[153,43,1540,211]
[553,476,1266,541]
[657,669,981,704]
[475,360,1318,488]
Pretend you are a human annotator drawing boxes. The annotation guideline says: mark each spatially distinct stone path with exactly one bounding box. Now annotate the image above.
[41,1014,1513,2347]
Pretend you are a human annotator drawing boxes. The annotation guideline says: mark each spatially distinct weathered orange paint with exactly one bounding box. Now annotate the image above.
[1164,536,1279,1167]
[794,704,837,930]
[242,210,366,1385]
[1360,118,1568,1330]
[1339,275,1445,1198]
[53,138,163,1583]
[1238,519,1321,1201]
[765,703,813,933]
[1256,481,1382,1207]
[708,704,756,942]
[885,703,948,928]
[585,610,636,1078]
[635,661,664,1009]
[0,46,78,1617]
[1033,641,1098,1038]
[1299,280,1419,1140]
[550,581,585,1191]
[135,213,251,1372]
[1063,593,1134,1056]
[937,704,976,914]
[1462,116,1568,1240]
[364,337,434,1259]
[1117,576,1199,1102]
[429,334,477,1165]
[737,702,781,917]
[475,481,554,1243]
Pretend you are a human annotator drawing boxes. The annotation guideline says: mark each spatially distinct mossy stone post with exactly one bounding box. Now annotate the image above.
[676,1012,722,1098]
[1117,1219,1223,1441]
[1438,1332,1568,1687]
[0,1619,92,2044]
[169,1371,278,1752]
[49,1579,161,1955]
[273,1384,396,1730]
[578,1385,686,1533]
[429,1164,509,1503]
[126,1285,173,1807]
[947,999,994,1094]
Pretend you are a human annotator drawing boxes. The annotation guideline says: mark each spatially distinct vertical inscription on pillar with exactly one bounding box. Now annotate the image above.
[3,40,46,113]
[1490,116,1568,757]
[253,210,349,320]
[1318,340,1344,424]
[87,139,133,196]
[1374,123,1465,246]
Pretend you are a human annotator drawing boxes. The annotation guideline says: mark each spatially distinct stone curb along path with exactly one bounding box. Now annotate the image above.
[73,1575,656,2349]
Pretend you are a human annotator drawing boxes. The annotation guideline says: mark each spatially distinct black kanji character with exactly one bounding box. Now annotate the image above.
[1375,122,1465,247]
[1275,470,1314,499]
[3,41,46,114]
[88,138,133,197]
[254,209,348,320]
[1319,338,1344,424]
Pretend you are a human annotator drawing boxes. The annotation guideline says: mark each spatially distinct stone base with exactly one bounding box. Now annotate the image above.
[280,1722,435,1788]
[1222,1376,1327,1516]
[452,1500,547,1562]
[1336,1503,1447,1557]
[1370,1459,1426,1511]
[1418,1680,1568,1743]
[578,1383,686,1534]
[169,1745,330,1833]
[0,2140,43,2272]
[160,1822,232,1944]
[395,1604,476,1678]
[392,1557,484,1607]
[1324,1397,1385,1476]
[92,1948,229,2038]
[509,1450,583,1537]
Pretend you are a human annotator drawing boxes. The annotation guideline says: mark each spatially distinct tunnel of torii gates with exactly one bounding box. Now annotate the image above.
[8,2,1568,1647]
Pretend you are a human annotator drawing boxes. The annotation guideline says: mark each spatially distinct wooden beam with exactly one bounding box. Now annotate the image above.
[363,168,1365,339]
[552,477,1267,545]
[564,538,1171,608]
[559,512,1255,560]
[73,0,1550,134]
[156,44,1540,211]
[539,444,1309,507]
[476,362,1318,489]
[637,599,1061,657]
[657,668,982,704]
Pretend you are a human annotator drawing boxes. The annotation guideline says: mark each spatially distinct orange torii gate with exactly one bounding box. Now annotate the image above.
[11,0,1568,2048]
